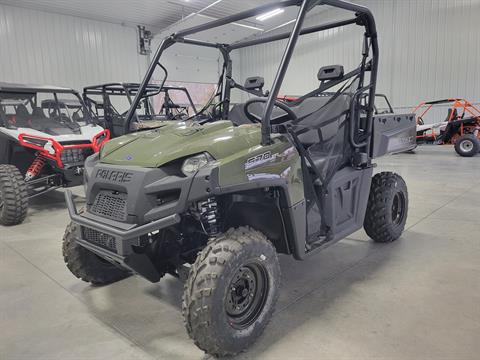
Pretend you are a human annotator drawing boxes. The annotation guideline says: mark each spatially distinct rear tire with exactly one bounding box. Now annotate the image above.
[62,222,130,285]
[364,172,408,243]
[182,227,280,357]
[454,134,480,157]
[0,164,28,226]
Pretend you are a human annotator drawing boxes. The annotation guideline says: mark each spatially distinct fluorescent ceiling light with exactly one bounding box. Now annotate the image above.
[232,22,263,31]
[265,19,295,33]
[256,8,284,21]
[196,14,263,31]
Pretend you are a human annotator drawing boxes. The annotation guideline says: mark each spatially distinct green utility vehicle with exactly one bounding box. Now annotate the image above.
[62,0,415,356]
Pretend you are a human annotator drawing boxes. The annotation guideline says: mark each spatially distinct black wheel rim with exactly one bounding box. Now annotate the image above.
[225,262,269,329]
[391,191,406,225]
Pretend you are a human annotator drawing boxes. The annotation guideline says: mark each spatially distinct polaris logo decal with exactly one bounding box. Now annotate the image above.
[245,151,275,170]
[95,169,133,183]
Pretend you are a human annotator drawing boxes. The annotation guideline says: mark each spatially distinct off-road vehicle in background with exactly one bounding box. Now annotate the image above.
[83,82,199,138]
[63,0,415,356]
[0,83,108,225]
[413,98,480,156]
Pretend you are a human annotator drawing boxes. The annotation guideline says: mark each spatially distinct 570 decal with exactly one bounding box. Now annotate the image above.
[245,151,275,170]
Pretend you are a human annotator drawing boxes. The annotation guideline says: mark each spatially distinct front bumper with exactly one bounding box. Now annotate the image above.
[65,189,180,242]
[65,158,218,281]
[65,189,181,281]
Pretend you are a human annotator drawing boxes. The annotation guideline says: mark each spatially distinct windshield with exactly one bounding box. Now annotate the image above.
[0,91,93,135]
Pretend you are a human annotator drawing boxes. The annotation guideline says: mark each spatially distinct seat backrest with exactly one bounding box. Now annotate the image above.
[446,108,458,121]
[228,103,251,126]
[16,104,29,117]
[31,106,46,118]
[291,94,351,146]
[72,112,81,122]
[228,102,285,126]
[15,104,31,127]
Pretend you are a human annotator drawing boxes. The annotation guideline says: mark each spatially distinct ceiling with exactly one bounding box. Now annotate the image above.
[0,0,299,34]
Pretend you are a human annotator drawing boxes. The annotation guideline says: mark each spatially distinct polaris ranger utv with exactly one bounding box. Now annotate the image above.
[63,0,415,356]
[83,82,199,138]
[0,83,108,225]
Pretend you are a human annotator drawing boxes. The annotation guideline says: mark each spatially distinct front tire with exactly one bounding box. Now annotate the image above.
[0,164,28,226]
[62,222,130,285]
[454,134,480,157]
[182,227,280,357]
[364,172,408,243]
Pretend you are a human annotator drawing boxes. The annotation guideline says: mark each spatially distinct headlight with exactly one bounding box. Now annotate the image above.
[43,141,56,155]
[181,153,215,176]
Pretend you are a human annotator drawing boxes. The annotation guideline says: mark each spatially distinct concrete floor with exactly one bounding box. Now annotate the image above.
[1,145,479,360]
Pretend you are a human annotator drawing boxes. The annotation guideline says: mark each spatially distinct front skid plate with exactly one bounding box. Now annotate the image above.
[76,238,162,283]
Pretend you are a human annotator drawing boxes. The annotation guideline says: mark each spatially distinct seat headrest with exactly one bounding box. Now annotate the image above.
[318,65,344,81]
[244,76,265,91]
[16,104,30,117]
[32,107,45,117]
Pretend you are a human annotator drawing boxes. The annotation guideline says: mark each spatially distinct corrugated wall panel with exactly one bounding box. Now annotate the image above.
[238,0,480,119]
[0,3,148,90]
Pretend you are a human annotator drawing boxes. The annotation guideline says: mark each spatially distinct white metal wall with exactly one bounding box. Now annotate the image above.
[149,41,222,85]
[0,3,148,91]
[3,0,479,115]
[239,0,480,114]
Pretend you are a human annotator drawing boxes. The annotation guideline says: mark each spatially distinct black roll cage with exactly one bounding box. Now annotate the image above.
[125,0,378,154]
[83,82,198,119]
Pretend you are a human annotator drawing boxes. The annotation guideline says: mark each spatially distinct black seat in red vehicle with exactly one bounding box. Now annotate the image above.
[15,104,31,127]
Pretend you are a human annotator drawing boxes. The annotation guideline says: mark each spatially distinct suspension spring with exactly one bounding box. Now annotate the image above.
[198,197,220,236]
[25,154,47,181]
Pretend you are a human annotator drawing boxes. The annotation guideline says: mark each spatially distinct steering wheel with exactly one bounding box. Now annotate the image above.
[244,98,298,124]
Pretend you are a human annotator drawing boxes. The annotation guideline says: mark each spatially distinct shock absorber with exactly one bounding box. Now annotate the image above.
[198,197,220,236]
[25,154,46,181]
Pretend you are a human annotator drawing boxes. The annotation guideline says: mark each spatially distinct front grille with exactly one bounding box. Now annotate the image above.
[82,227,117,253]
[61,148,93,166]
[90,190,128,221]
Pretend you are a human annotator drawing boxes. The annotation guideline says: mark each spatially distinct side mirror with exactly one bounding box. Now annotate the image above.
[318,65,344,81]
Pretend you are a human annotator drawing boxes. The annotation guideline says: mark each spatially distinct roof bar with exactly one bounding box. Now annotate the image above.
[179,37,222,49]
[323,0,376,36]
[229,17,357,50]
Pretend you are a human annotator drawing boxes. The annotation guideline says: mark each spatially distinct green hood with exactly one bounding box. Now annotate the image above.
[100,121,262,167]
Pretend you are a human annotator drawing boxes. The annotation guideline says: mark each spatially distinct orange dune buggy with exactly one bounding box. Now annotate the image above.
[413,98,480,157]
